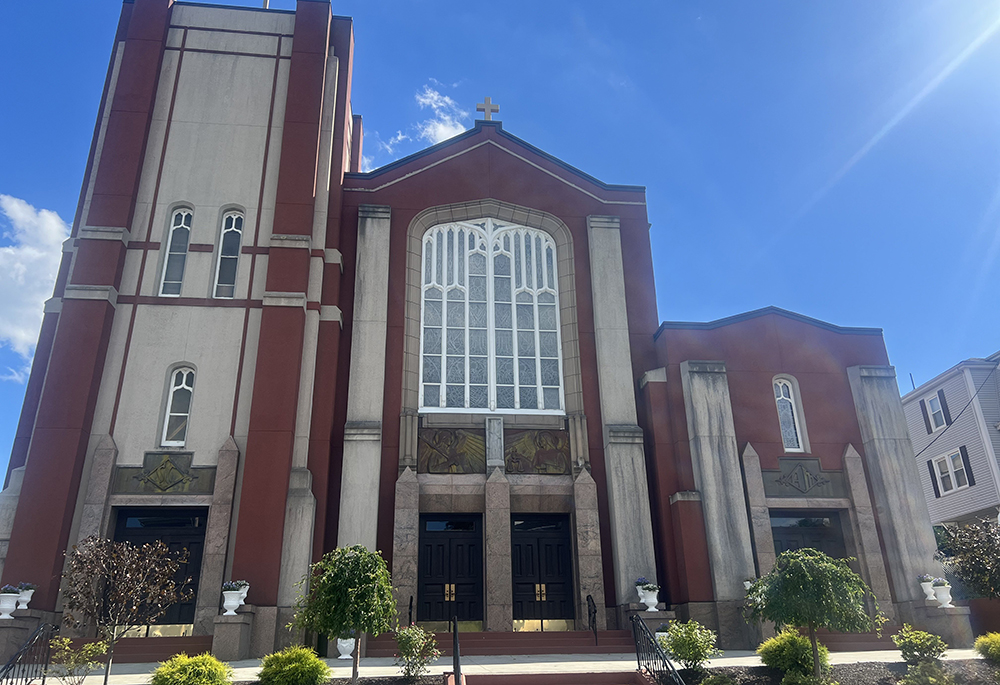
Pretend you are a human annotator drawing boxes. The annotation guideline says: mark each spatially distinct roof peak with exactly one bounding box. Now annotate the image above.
[655,306,883,338]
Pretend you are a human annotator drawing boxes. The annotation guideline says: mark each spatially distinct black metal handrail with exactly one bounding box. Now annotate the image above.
[451,615,462,684]
[586,594,598,645]
[630,614,684,685]
[0,622,57,685]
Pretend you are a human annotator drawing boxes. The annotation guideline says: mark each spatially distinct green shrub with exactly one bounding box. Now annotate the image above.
[150,653,233,685]
[780,673,840,685]
[757,629,828,676]
[898,661,955,685]
[394,624,441,681]
[257,645,330,685]
[46,637,108,685]
[974,632,1000,664]
[892,624,947,664]
[655,619,721,671]
[699,674,736,685]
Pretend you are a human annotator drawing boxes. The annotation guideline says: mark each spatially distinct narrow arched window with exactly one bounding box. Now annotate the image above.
[160,209,191,296]
[162,367,195,447]
[214,211,244,298]
[774,378,804,452]
[419,218,563,413]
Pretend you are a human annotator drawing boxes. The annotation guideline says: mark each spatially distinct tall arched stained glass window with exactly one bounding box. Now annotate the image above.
[774,378,804,452]
[162,367,195,447]
[420,219,563,413]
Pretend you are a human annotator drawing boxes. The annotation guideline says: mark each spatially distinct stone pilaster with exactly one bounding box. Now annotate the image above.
[484,468,512,631]
[586,215,657,609]
[568,413,589,473]
[338,205,392,549]
[391,467,420,626]
[77,435,118,540]
[276,468,316,610]
[573,469,606,630]
[679,361,755,602]
[740,443,774,576]
[0,467,25,579]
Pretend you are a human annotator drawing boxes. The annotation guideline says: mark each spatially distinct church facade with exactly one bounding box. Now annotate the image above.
[0,0,971,657]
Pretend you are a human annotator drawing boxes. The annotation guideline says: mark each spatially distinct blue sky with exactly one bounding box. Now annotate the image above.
[2,0,1000,476]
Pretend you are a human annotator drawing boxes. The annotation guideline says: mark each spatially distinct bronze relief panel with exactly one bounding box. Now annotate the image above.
[417,428,486,474]
[504,429,571,475]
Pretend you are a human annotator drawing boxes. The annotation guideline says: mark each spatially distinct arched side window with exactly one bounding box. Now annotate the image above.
[162,367,195,447]
[419,218,563,413]
[160,209,192,296]
[773,377,806,452]
[214,211,244,298]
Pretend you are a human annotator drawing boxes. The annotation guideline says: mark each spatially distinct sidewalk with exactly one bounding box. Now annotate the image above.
[81,649,983,684]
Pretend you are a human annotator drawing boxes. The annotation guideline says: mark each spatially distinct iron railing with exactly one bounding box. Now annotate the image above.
[451,615,462,684]
[586,594,598,645]
[0,622,57,685]
[630,614,684,685]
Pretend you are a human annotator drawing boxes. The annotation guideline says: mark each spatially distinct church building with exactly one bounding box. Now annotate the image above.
[0,0,971,658]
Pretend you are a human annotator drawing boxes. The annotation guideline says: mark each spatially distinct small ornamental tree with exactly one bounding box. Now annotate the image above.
[745,548,886,677]
[291,545,395,685]
[62,536,194,685]
[938,518,1000,599]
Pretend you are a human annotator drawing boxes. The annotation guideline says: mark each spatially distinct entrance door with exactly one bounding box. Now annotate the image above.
[417,514,483,625]
[770,510,847,559]
[511,514,574,631]
[113,507,207,630]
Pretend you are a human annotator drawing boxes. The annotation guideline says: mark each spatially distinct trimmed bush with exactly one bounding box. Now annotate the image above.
[699,674,736,685]
[899,661,955,685]
[656,619,721,671]
[974,632,1000,664]
[257,645,330,685]
[757,630,828,676]
[892,624,947,664]
[150,653,233,685]
[395,624,441,681]
[780,673,840,685]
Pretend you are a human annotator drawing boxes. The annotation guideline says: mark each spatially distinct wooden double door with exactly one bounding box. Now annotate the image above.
[511,514,574,628]
[417,514,484,623]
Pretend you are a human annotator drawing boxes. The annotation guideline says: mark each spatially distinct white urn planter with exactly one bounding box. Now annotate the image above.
[933,585,954,609]
[336,638,356,659]
[637,586,659,613]
[222,590,244,616]
[239,584,250,603]
[16,589,34,610]
[0,594,18,620]
[920,581,936,601]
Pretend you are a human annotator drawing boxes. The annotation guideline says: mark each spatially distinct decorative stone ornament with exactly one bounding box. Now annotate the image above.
[635,577,659,612]
[221,591,243,616]
[336,638,356,659]
[932,580,954,608]
[0,587,20,620]
[16,589,34,610]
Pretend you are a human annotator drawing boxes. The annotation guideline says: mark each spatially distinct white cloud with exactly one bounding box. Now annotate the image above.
[415,85,469,144]
[377,130,411,155]
[361,155,375,173]
[0,195,69,371]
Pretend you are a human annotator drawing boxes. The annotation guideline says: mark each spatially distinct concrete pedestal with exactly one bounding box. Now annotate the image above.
[897,599,974,648]
[0,609,53,662]
[620,604,676,635]
[212,610,254,661]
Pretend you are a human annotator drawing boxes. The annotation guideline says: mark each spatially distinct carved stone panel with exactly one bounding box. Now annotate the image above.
[762,459,846,499]
[417,428,486,474]
[113,453,216,495]
[504,429,571,475]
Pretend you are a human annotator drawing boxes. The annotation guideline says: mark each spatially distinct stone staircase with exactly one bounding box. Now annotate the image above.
[366,629,635,657]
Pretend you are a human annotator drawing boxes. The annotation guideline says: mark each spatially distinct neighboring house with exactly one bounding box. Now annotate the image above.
[902,351,1000,524]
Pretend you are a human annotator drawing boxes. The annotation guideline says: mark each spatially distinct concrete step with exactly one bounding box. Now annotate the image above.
[108,635,215,663]
[366,630,635,657]
[804,625,901,652]
[445,673,652,685]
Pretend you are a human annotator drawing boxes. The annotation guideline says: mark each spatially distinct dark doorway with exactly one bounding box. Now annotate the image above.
[112,507,207,630]
[417,514,483,627]
[770,510,847,560]
[511,513,574,631]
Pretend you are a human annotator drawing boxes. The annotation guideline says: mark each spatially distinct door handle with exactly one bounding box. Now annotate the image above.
[534,584,541,601]
[445,583,455,601]
[540,584,547,601]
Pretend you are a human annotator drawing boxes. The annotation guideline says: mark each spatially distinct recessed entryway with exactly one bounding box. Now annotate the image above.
[511,513,574,631]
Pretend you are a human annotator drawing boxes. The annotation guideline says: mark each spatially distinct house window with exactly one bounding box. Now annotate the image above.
[419,219,563,413]
[214,212,244,298]
[162,368,195,447]
[160,209,191,296]
[934,450,969,494]
[773,378,804,452]
[927,395,946,431]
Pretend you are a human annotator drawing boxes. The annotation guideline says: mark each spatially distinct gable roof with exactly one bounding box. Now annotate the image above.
[344,120,645,194]
[654,306,883,339]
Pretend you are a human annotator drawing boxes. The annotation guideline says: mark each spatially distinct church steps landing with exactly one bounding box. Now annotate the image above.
[365,630,634,657]
[804,626,901,651]
[444,673,653,685]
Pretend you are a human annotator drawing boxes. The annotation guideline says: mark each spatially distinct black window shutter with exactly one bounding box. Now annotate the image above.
[938,389,952,425]
[960,445,975,486]
[919,400,932,434]
[927,460,941,498]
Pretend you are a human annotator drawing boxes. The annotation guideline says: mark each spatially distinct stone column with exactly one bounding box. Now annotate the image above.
[0,467,25,579]
[77,436,118,540]
[842,443,895,624]
[573,469,606,630]
[740,443,775,575]
[194,438,241,635]
[391,467,419,626]
[338,205,392,549]
[586,215,657,610]
[484,468,512,631]
[275,468,315,647]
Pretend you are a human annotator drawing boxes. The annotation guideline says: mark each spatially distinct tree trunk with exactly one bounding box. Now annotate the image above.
[351,630,361,685]
[808,623,820,677]
[102,641,115,685]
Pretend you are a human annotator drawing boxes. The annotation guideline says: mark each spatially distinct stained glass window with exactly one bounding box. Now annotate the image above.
[774,379,803,451]
[420,219,563,413]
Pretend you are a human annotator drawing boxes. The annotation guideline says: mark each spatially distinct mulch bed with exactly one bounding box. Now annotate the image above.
[686,660,998,685]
